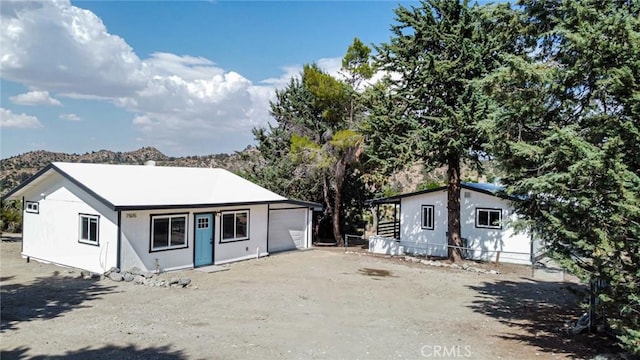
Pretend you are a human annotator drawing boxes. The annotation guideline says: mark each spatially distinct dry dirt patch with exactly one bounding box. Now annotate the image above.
[0,240,617,359]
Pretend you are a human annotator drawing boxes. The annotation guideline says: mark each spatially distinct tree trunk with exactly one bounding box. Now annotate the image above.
[447,156,463,262]
[369,205,378,236]
[333,187,343,246]
[319,175,333,241]
[332,160,346,246]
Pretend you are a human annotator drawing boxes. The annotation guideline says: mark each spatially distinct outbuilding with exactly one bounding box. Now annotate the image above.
[3,162,321,274]
[368,183,542,265]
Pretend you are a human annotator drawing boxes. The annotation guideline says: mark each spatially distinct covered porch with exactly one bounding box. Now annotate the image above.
[369,198,400,240]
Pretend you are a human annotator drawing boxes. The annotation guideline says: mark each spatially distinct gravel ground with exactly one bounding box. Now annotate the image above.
[0,238,619,360]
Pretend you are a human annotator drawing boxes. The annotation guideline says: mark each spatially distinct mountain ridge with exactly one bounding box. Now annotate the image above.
[1,146,498,197]
[0,146,256,195]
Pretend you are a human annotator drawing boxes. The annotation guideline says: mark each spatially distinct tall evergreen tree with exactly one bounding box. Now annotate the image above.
[485,0,640,352]
[248,39,374,244]
[365,0,516,260]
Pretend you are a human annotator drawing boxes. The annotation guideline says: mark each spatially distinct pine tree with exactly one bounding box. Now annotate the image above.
[486,0,640,352]
[248,39,374,244]
[365,0,516,261]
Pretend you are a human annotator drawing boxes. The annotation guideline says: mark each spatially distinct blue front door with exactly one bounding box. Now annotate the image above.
[195,214,214,267]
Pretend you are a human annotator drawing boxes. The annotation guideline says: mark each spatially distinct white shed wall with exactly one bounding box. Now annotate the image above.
[369,235,404,255]
[21,174,118,274]
[390,187,534,265]
[460,191,532,264]
[400,190,448,257]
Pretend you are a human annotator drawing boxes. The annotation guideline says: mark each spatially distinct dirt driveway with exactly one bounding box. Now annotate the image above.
[0,239,617,359]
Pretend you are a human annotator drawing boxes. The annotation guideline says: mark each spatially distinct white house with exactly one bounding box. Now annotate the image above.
[368,183,540,265]
[3,162,321,274]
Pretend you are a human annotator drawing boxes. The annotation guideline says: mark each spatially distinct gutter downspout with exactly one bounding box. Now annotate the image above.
[266,203,270,253]
[116,211,122,269]
[21,197,25,255]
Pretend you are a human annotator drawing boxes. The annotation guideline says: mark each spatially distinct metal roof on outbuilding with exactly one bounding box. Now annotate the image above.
[4,162,321,211]
[367,182,507,205]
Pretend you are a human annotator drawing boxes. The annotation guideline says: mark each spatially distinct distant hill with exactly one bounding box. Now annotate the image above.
[383,161,501,196]
[0,146,257,195]
[0,145,501,197]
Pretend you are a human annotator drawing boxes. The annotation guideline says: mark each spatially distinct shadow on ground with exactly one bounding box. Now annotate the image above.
[467,278,621,358]
[1,234,22,242]
[1,271,115,332]
[1,345,188,360]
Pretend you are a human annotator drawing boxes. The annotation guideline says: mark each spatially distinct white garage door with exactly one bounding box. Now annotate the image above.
[268,208,308,253]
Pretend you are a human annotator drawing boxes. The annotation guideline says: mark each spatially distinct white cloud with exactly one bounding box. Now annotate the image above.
[261,58,344,90]
[59,113,81,121]
[317,57,343,78]
[0,0,278,154]
[1,1,146,98]
[261,65,302,89]
[9,90,62,106]
[145,52,225,81]
[0,108,43,128]
[132,115,152,126]
[0,1,367,155]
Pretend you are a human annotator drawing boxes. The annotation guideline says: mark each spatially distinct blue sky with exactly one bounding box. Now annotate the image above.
[0,0,492,158]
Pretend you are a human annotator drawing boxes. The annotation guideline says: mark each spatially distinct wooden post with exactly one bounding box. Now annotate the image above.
[375,204,380,236]
[531,260,535,278]
[494,251,501,267]
[393,203,398,239]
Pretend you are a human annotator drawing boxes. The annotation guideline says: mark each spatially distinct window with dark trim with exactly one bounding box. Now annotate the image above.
[151,214,188,251]
[221,210,249,242]
[79,214,99,245]
[25,201,39,214]
[421,205,434,230]
[475,208,502,229]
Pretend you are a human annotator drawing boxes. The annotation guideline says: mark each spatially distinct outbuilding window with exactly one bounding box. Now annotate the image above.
[421,205,434,230]
[221,210,249,242]
[151,214,188,251]
[475,208,502,229]
[79,214,99,245]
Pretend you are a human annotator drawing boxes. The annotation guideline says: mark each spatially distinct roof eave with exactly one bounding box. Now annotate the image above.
[2,164,56,201]
[114,198,323,212]
[367,186,447,205]
[51,163,118,210]
[367,183,516,204]
[1,163,118,211]
[271,198,323,211]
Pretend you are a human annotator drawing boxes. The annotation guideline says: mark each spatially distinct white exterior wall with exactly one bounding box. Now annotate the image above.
[399,190,448,257]
[369,235,404,255]
[391,188,534,265]
[460,191,532,265]
[214,204,269,264]
[267,203,313,251]
[120,204,270,272]
[21,175,118,274]
[307,208,312,248]
[120,209,194,272]
[268,203,314,249]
